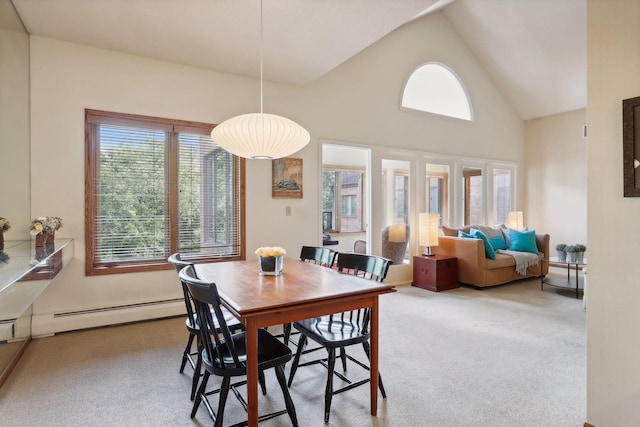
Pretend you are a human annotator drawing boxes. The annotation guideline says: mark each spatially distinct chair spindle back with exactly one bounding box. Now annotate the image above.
[179,265,244,371]
[300,246,337,268]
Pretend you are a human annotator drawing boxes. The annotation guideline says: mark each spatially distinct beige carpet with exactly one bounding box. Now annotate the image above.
[0,278,585,426]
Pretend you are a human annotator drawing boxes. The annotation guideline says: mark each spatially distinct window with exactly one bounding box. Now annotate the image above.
[394,172,409,224]
[322,168,365,233]
[463,167,483,225]
[425,164,449,228]
[85,110,245,275]
[402,62,472,121]
[493,169,512,225]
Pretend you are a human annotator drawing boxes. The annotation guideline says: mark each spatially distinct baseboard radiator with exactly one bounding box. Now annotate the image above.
[32,298,185,338]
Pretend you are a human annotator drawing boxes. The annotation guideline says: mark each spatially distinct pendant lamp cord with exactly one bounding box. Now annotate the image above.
[260,0,264,115]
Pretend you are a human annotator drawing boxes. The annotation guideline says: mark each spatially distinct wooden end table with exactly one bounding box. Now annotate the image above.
[412,255,458,292]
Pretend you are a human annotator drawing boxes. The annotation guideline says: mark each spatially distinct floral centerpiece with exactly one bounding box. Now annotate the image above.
[255,246,286,276]
[30,216,63,236]
[30,216,63,250]
[0,217,9,251]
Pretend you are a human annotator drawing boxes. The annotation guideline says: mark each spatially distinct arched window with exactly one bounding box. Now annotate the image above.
[402,63,472,121]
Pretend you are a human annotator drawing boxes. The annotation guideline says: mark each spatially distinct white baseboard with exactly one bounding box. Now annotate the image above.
[31,299,185,338]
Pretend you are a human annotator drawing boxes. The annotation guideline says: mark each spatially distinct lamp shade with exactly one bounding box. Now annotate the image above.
[211,113,310,160]
[419,213,439,250]
[388,223,407,243]
[507,211,524,230]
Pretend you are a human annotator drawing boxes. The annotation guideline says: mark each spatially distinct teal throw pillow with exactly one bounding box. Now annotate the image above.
[507,228,538,254]
[488,234,507,251]
[470,228,497,260]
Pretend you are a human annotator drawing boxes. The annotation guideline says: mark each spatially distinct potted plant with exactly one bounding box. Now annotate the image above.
[574,244,586,263]
[555,243,567,261]
[565,245,578,263]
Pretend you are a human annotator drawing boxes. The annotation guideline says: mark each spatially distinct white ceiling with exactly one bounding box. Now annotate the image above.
[9,0,585,120]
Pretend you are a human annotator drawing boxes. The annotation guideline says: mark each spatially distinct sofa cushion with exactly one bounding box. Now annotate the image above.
[469,224,504,239]
[458,230,473,238]
[486,253,517,269]
[444,225,470,236]
[470,228,497,260]
[507,228,539,254]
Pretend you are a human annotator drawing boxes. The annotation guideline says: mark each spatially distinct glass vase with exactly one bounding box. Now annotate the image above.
[258,255,284,276]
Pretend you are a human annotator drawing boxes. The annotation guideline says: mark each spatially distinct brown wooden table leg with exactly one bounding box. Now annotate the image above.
[370,297,379,416]
[245,318,259,427]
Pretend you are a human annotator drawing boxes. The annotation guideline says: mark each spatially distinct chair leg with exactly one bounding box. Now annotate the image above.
[214,376,231,427]
[191,371,210,418]
[339,347,347,372]
[283,322,292,344]
[288,334,307,387]
[275,364,299,427]
[259,369,267,395]
[181,332,195,373]
[190,341,203,401]
[362,340,386,398]
[324,348,336,424]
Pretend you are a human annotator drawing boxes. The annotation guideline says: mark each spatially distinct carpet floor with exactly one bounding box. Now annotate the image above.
[0,277,586,426]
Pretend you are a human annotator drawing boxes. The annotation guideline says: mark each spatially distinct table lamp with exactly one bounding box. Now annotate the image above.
[419,212,439,256]
[507,211,524,230]
[388,223,407,243]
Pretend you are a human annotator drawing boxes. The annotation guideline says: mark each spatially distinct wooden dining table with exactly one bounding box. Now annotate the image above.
[195,257,396,427]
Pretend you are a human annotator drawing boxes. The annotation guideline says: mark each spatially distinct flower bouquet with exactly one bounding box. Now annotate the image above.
[255,246,286,276]
[0,217,9,251]
[0,217,10,232]
[30,216,63,250]
[30,216,63,236]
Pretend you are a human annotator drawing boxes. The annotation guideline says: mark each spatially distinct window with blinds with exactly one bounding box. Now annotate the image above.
[85,110,245,275]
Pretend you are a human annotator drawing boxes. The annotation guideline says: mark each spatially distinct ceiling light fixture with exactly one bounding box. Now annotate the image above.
[211,0,310,160]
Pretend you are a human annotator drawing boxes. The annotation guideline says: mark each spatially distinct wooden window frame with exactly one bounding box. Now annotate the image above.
[85,109,246,276]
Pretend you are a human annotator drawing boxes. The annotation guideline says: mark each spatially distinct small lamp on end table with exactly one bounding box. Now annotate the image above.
[413,212,458,292]
[507,211,524,230]
[418,212,439,255]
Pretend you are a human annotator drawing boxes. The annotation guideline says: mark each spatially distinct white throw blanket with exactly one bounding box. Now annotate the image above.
[496,249,539,275]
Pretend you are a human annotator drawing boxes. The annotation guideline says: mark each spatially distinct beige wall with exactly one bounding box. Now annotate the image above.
[0,28,30,240]
[587,0,640,425]
[525,109,587,251]
[28,12,524,334]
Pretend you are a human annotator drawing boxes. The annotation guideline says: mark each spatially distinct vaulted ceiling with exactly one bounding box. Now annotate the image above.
[9,0,585,120]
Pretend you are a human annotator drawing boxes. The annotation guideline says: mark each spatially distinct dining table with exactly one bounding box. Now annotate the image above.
[195,257,396,427]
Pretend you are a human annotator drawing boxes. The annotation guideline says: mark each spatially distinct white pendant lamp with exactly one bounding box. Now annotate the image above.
[211,0,310,160]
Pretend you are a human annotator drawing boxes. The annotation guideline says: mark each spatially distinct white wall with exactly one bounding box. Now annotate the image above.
[525,109,587,251]
[29,12,524,333]
[587,1,640,426]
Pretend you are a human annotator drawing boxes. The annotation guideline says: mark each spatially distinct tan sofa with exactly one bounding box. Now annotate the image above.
[434,225,549,288]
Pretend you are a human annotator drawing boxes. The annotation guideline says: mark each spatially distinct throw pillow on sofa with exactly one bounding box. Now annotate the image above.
[488,234,507,250]
[464,228,497,260]
[506,228,538,254]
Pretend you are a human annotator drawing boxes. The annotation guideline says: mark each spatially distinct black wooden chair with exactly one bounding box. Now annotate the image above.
[280,246,338,345]
[287,252,392,423]
[167,253,244,401]
[299,245,337,268]
[179,265,299,427]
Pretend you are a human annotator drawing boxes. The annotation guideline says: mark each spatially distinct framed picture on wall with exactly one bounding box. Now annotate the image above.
[623,96,640,197]
[272,158,303,198]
